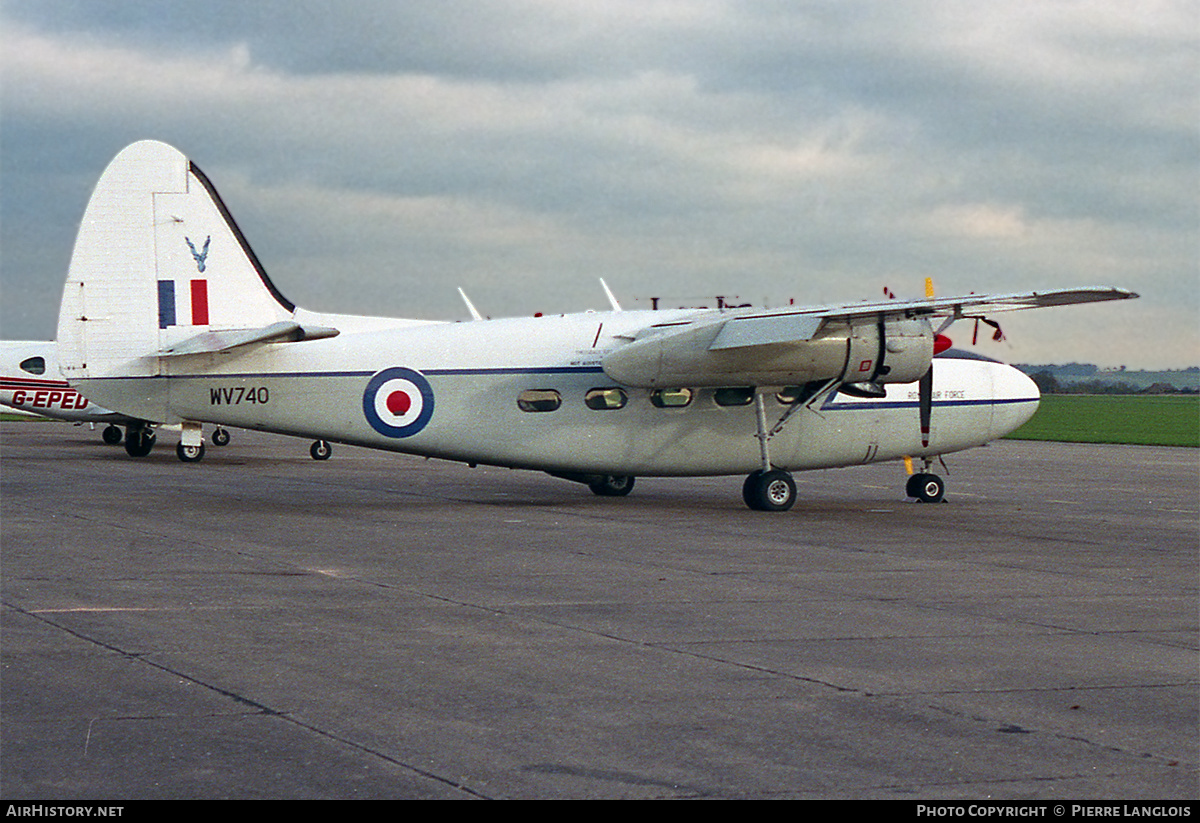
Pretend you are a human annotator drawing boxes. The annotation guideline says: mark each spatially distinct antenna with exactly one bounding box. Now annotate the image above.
[457,287,483,321]
[599,278,622,312]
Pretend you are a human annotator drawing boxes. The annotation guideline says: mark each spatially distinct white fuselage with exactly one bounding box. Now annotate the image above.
[0,341,126,424]
[72,310,1039,476]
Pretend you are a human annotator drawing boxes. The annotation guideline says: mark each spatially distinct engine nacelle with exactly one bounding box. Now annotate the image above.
[601,315,934,388]
[842,317,934,385]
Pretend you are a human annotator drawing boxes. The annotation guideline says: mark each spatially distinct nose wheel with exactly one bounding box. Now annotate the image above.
[906,471,945,503]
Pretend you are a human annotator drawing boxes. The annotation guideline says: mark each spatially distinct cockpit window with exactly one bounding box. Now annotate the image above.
[19,356,46,375]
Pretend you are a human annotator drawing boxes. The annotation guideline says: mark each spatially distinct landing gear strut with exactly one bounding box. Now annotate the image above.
[741,392,798,511]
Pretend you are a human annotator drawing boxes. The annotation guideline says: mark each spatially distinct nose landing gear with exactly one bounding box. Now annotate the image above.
[904,456,946,503]
[906,472,945,503]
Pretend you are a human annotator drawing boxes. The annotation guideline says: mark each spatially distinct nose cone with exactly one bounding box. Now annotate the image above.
[991,364,1040,438]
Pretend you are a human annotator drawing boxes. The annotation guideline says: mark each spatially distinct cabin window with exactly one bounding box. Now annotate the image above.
[584,387,628,410]
[713,387,754,407]
[517,389,562,412]
[19,356,46,375]
[650,388,693,408]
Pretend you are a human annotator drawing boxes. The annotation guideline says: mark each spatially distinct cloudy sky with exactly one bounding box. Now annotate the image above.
[2,0,1196,367]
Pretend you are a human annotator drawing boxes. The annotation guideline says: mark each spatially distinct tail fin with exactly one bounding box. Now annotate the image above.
[57,140,295,380]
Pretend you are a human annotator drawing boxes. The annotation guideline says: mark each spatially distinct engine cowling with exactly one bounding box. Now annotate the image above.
[842,317,934,385]
[601,316,934,388]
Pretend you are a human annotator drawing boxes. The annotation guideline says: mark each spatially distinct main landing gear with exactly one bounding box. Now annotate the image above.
[123,423,156,457]
[742,469,797,512]
[548,471,635,497]
[177,425,229,461]
[588,474,634,496]
[176,441,205,462]
[741,392,800,512]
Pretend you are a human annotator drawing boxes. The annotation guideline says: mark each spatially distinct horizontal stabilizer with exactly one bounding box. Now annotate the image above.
[159,321,339,356]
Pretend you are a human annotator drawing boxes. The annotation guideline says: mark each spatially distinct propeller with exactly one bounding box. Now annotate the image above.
[918,366,933,448]
[889,278,1002,449]
[920,330,954,448]
[920,278,954,449]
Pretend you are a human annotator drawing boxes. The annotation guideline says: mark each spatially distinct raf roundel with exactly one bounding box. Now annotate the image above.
[362,367,435,438]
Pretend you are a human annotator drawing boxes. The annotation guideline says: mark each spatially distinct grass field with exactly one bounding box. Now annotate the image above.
[1007,394,1199,447]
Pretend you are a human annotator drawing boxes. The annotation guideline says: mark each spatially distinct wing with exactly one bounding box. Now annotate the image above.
[603,287,1137,388]
[711,287,1137,349]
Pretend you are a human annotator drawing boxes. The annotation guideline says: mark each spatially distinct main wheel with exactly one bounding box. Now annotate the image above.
[102,424,123,445]
[588,475,635,496]
[211,427,231,446]
[310,440,332,460]
[176,442,205,463]
[908,472,945,503]
[742,469,796,512]
[124,428,156,457]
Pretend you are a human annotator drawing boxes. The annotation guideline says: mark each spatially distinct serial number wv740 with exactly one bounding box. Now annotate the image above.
[209,386,270,405]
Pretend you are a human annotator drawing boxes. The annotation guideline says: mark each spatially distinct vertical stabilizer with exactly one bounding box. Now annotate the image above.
[57,140,294,382]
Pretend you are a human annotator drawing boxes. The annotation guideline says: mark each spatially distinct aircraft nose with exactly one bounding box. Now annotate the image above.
[991,363,1040,439]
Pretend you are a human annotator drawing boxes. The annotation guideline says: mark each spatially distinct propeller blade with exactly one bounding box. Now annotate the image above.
[919,366,933,448]
[922,278,939,449]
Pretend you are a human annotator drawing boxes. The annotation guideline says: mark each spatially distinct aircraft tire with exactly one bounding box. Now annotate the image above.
[212,427,231,446]
[743,469,796,512]
[124,429,155,458]
[588,475,635,496]
[909,473,945,503]
[176,442,205,463]
[102,424,123,445]
[311,440,332,460]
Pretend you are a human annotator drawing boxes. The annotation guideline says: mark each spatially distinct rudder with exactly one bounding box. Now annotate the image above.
[57,140,294,382]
